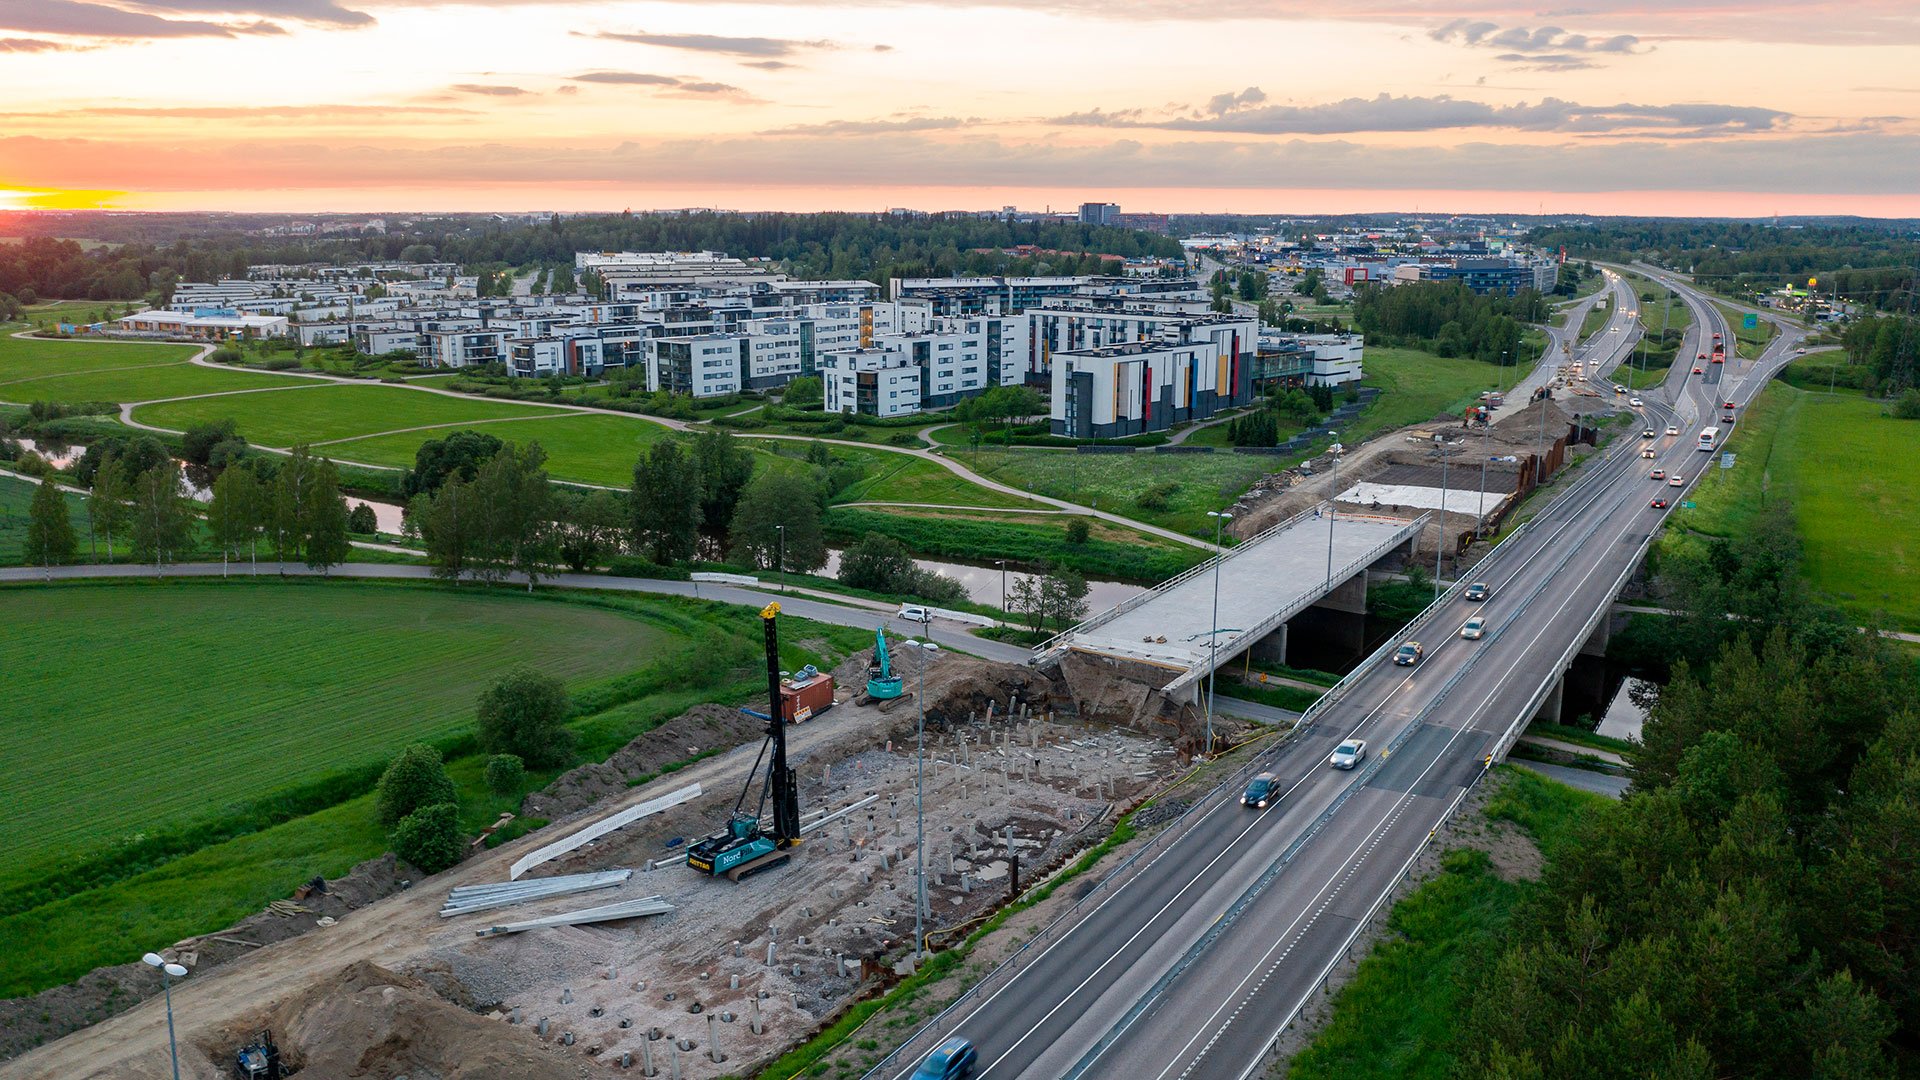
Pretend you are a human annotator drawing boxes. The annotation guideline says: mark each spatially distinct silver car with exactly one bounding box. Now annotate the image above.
[1328,739,1368,770]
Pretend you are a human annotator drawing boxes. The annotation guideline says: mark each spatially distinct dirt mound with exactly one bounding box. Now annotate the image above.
[195,961,580,1080]
[0,855,405,1064]
[1047,652,1230,756]
[525,704,766,822]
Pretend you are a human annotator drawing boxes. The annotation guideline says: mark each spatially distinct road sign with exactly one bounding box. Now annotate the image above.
[1683,501,1696,509]
[1722,452,1736,469]
[1743,313,1758,330]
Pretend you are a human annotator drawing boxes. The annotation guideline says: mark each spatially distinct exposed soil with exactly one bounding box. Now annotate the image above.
[1,642,1199,1080]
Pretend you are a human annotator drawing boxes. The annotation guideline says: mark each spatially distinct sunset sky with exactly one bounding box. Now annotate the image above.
[1,0,1917,216]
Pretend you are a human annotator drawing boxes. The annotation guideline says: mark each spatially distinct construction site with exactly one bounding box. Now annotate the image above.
[6,612,1239,1080]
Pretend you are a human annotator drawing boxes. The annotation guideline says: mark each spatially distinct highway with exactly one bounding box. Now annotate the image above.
[876,269,1804,1080]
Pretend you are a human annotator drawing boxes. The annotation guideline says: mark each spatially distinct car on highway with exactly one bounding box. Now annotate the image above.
[1693,366,1704,375]
[1464,581,1490,601]
[1723,401,1737,410]
[1795,347,1806,354]
[1697,352,1708,361]
[1650,468,1666,480]
[1613,384,1625,394]
[1328,739,1368,770]
[1630,396,1644,407]
[1650,497,1669,509]
[1666,424,1680,436]
[1668,474,1685,487]
[897,604,931,623]
[914,1037,977,1080]
[1642,428,1656,439]
[1242,773,1280,809]
[1712,354,1725,364]
[1393,641,1424,666]
[1723,413,1736,424]
[1460,615,1488,640]
[1642,447,1656,459]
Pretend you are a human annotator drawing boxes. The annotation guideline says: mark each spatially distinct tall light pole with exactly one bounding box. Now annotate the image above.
[1434,449,1449,597]
[913,611,931,960]
[1477,418,1494,539]
[995,559,1008,624]
[774,524,785,594]
[1323,433,1342,587]
[142,952,188,1080]
[1203,510,1232,759]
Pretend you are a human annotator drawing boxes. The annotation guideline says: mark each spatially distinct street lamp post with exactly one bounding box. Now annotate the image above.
[995,559,1008,626]
[1434,450,1449,597]
[1323,434,1341,587]
[774,525,785,594]
[142,952,188,1080]
[1203,511,1232,759]
[913,611,931,960]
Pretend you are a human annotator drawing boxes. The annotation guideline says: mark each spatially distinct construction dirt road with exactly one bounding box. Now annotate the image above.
[3,643,1220,1080]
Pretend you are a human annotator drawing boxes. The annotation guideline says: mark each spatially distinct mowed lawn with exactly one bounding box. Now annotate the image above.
[0,329,197,379]
[0,328,313,403]
[832,448,1039,509]
[5,581,662,872]
[1664,378,1920,629]
[1350,345,1520,443]
[131,382,561,446]
[328,412,672,487]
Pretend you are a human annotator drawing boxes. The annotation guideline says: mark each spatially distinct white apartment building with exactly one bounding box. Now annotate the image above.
[819,346,922,418]
[647,335,745,398]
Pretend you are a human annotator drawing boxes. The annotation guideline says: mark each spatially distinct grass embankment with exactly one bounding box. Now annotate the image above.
[1712,301,1778,361]
[0,579,870,997]
[1660,374,1920,630]
[825,505,1206,583]
[831,451,1037,510]
[1349,346,1522,444]
[0,472,99,564]
[951,447,1278,537]
[1286,768,1607,1080]
[1578,301,1611,343]
[1611,272,1694,391]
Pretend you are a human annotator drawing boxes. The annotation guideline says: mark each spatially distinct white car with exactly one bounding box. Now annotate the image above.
[1328,739,1368,770]
[1666,425,1680,436]
[897,604,931,622]
[1461,616,1488,640]
[1629,397,1644,407]
[1668,474,1685,487]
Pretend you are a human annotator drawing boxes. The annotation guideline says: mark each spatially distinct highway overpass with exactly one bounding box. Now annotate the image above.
[873,268,1806,1080]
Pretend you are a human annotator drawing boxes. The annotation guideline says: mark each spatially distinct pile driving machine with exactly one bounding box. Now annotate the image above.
[688,603,802,880]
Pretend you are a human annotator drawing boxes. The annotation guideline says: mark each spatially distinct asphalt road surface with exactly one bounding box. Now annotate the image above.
[879,274,1802,1080]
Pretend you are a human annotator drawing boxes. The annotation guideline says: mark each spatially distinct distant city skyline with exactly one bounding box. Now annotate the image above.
[1,0,1917,217]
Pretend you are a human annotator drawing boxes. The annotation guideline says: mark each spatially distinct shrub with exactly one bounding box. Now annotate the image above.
[1890,389,1920,420]
[208,346,244,365]
[476,667,575,769]
[605,556,691,580]
[347,502,378,534]
[374,743,458,827]
[391,803,463,874]
[262,356,301,371]
[1135,481,1182,511]
[485,753,527,795]
[1065,518,1091,545]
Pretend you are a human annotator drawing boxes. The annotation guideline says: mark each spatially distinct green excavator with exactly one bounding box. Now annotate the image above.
[866,625,905,700]
[688,603,803,880]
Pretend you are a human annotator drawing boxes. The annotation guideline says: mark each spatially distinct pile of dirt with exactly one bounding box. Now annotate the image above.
[1047,652,1233,757]
[0,854,406,1063]
[193,961,581,1080]
[524,704,767,822]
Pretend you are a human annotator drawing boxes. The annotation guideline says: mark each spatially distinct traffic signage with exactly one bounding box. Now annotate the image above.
[1722,452,1736,470]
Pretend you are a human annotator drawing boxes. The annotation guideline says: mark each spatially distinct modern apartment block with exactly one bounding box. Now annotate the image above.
[1049,339,1244,440]
[1252,331,1366,389]
[1022,304,1257,388]
[819,346,924,418]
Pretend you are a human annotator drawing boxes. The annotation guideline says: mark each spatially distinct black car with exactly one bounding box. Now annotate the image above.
[1243,773,1280,809]
[1464,581,1489,602]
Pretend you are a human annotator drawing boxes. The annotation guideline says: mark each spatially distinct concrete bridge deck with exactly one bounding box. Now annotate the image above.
[1039,503,1424,696]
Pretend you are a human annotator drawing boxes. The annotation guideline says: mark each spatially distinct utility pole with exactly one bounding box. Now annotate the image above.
[1434,450,1448,597]
[1203,511,1232,758]
[913,611,929,960]
[1534,399,1550,487]
[1323,436,1342,587]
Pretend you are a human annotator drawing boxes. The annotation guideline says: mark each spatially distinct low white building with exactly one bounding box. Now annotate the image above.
[114,310,289,340]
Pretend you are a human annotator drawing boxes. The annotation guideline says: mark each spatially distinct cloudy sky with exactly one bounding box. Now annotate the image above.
[1,0,1917,215]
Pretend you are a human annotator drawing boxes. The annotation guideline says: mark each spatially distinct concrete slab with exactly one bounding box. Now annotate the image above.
[1336,481,1505,519]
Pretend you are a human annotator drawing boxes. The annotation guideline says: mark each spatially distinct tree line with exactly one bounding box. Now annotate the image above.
[1454,504,1920,1075]
[1351,280,1543,364]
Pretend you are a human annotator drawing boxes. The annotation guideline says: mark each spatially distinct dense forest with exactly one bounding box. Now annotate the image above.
[1839,314,1920,392]
[1529,219,1920,310]
[1457,505,1920,1076]
[0,211,1183,306]
[1350,280,1547,364]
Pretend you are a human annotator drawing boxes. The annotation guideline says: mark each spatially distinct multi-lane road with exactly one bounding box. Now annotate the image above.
[879,271,1803,1080]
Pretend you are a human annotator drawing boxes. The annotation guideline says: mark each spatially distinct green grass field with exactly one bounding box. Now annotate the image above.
[951,445,1277,536]
[1349,346,1520,444]
[832,450,1038,509]
[329,412,671,487]
[824,505,1206,582]
[0,328,315,403]
[1287,768,1606,1080]
[131,383,561,447]
[0,329,197,379]
[1712,301,1777,360]
[1661,379,1920,629]
[7,581,660,872]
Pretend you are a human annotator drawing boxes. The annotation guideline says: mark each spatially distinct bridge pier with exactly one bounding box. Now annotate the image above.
[1249,624,1287,665]
[1531,674,1565,726]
